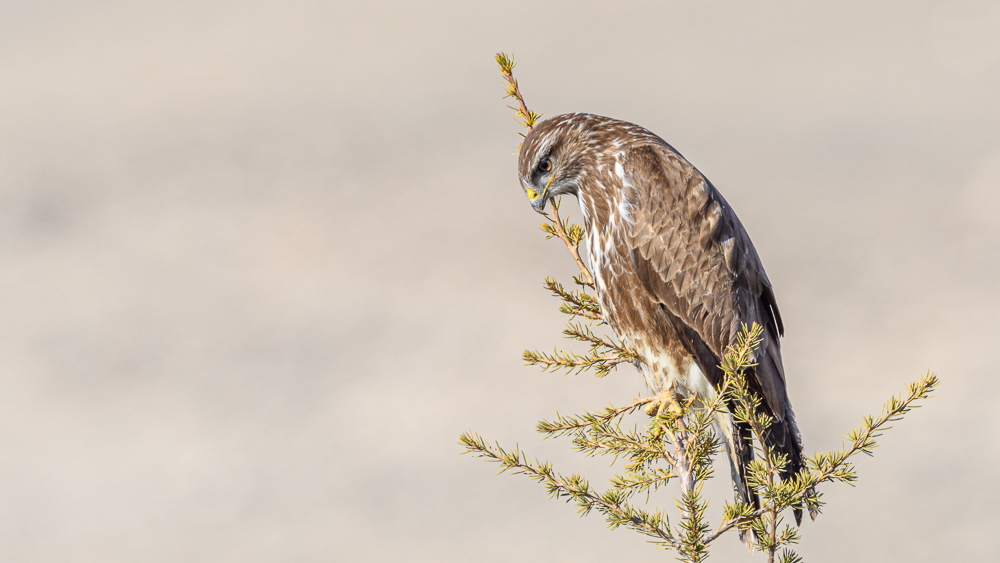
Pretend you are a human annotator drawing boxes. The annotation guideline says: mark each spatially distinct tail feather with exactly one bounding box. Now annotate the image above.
[716,411,757,550]
[722,392,810,548]
[768,400,809,525]
[734,420,758,550]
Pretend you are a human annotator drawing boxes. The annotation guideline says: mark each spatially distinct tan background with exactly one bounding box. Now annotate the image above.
[1,1,998,561]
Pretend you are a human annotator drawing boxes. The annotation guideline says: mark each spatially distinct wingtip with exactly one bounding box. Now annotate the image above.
[808,502,820,522]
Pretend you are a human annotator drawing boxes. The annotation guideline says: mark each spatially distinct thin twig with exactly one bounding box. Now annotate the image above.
[542,199,595,287]
[496,52,541,131]
[704,506,770,544]
[460,432,680,550]
[538,396,658,435]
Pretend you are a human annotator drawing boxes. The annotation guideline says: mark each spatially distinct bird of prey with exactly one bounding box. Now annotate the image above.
[517,113,805,522]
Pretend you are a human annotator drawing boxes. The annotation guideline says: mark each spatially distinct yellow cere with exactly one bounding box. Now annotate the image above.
[526,188,538,199]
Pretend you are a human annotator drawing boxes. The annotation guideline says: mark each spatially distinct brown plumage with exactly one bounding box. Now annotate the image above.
[517,113,806,526]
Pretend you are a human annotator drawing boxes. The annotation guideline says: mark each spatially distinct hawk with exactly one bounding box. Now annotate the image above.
[517,113,806,522]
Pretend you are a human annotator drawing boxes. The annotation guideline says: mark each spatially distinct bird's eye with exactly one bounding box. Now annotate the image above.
[539,159,552,172]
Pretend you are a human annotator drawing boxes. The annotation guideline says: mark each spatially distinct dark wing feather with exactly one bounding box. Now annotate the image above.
[623,144,806,519]
[624,144,788,411]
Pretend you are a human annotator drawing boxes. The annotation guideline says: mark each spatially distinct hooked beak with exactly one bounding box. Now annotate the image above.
[527,188,548,213]
[527,175,556,214]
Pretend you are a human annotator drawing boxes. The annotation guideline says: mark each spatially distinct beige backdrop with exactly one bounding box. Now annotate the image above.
[1,1,998,561]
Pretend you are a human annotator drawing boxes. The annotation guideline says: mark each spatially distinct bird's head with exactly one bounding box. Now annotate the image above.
[517,113,599,213]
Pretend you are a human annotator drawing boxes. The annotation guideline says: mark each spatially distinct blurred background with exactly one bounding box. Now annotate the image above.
[1,1,998,561]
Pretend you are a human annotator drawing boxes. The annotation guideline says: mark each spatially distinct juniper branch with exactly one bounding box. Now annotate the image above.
[537,396,657,437]
[704,504,769,544]
[496,52,542,131]
[562,321,619,349]
[540,198,595,288]
[610,466,679,496]
[524,322,637,377]
[675,485,712,563]
[573,422,675,465]
[523,347,635,378]
[544,277,603,321]
[459,431,680,550]
[804,372,939,488]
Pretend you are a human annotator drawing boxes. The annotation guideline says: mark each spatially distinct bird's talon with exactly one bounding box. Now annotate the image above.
[645,390,681,418]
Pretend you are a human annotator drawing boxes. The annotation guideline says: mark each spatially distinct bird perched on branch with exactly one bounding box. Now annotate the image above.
[517,113,807,524]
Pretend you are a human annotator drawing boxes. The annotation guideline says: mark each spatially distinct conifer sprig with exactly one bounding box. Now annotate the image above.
[458,431,681,550]
[544,277,603,321]
[537,396,657,437]
[496,52,543,132]
[539,198,595,288]
[802,371,939,492]
[522,346,635,378]
[524,320,638,378]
